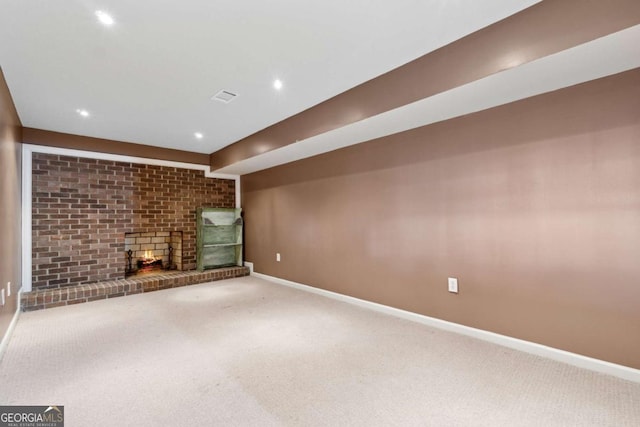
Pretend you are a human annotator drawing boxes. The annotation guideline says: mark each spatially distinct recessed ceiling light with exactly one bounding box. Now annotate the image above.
[273,79,283,90]
[95,10,114,26]
[76,109,90,118]
[194,132,203,139]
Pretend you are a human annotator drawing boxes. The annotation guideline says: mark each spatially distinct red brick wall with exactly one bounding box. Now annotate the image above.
[32,153,235,290]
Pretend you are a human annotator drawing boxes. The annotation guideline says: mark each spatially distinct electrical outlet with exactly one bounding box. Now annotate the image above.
[1,289,4,306]
[276,253,281,262]
[448,277,458,294]
[6,282,10,297]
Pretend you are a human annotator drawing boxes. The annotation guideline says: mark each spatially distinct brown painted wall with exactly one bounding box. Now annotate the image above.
[23,128,210,165]
[32,153,235,290]
[0,68,22,341]
[242,69,640,369]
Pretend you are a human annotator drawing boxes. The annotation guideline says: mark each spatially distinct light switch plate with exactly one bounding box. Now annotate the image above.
[448,277,458,293]
[276,253,281,262]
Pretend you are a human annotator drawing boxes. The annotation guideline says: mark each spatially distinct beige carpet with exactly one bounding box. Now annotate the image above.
[0,276,638,426]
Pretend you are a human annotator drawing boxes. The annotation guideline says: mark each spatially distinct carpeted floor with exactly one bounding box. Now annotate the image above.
[0,276,638,426]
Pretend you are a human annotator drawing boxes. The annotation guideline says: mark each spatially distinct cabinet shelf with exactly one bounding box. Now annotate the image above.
[196,207,243,271]
[203,243,242,248]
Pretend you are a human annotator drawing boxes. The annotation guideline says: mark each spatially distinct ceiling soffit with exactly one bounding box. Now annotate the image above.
[209,0,640,173]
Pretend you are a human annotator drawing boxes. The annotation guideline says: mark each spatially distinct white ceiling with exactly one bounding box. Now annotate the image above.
[0,0,541,155]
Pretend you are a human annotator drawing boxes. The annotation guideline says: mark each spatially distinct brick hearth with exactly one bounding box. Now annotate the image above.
[22,266,250,311]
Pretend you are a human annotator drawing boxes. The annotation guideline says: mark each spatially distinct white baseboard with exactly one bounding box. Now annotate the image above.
[252,272,640,383]
[0,288,22,363]
[243,261,254,274]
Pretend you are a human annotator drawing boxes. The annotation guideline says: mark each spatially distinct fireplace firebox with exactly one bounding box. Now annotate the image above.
[124,231,182,277]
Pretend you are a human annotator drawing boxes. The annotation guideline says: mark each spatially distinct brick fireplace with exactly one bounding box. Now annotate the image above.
[31,153,235,290]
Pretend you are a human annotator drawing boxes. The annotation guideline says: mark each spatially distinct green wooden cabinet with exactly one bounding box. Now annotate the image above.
[196,207,243,271]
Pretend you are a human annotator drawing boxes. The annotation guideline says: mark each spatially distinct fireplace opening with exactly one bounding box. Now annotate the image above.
[125,231,182,278]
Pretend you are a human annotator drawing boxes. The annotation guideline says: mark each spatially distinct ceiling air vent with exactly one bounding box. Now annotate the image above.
[211,90,238,103]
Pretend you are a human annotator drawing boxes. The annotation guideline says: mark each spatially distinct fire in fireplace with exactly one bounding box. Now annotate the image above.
[136,250,164,271]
